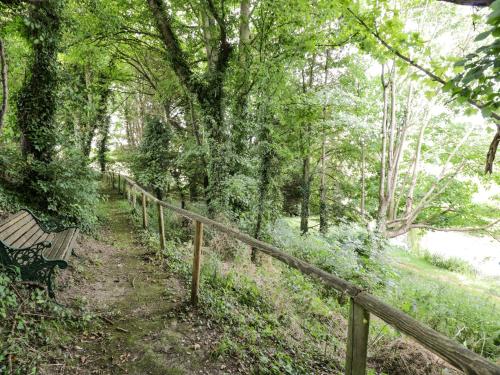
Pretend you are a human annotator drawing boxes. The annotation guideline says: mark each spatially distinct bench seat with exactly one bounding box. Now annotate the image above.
[0,209,79,297]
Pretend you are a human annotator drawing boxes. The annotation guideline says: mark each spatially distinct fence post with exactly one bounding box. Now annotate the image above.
[112,172,115,189]
[191,221,203,305]
[118,174,121,193]
[127,183,131,202]
[142,192,148,229]
[132,186,137,211]
[345,298,370,375]
[158,203,166,251]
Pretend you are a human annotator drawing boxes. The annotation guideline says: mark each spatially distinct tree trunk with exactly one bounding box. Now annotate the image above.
[376,65,390,233]
[232,0,252,159]
[147,0,232,217]
[252,123,273,263]
[485,124,499,174]
[319,50,329,235]
[360,140,366,218]
[406,119,428,216]
[319,130,328,234]
[97,87,111,172]
[0,39,8,131]
[300,155,311,235]
[98,117,110,172]
[18,0,61,164]
[386,65,397,221]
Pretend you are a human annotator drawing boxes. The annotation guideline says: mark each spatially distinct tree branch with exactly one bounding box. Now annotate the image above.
[347,7,500,173]
[438,0,493,6]
[205,0,233,74]
[346,8,499,122]
[146,0,204,98]
[410,218,500,233]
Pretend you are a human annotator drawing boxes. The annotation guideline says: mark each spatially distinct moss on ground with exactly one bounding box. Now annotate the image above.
[45,186,225,374]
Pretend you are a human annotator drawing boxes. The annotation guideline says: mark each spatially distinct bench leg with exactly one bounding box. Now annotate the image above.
[2,241,68,298]
[26,260,68,299]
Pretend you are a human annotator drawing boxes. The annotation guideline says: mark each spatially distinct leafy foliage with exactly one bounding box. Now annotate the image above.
[0,268,95,373]
[271,219,394,290]
[132,117,175,199]
[448,0,500,117]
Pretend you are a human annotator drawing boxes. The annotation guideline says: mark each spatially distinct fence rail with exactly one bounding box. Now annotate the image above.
[106,172,500,375]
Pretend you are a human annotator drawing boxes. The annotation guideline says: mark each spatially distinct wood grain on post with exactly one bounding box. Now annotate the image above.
[191,220,203,305]
[132,187,136,210]
[346,299,370,375]
[142,192,148,229]
[158,202,166,251]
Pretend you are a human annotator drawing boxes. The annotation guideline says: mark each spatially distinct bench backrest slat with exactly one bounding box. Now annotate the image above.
[0,215,39,245]
[24,227,46,248]
[10,223,42,248]
[0,211,29,232]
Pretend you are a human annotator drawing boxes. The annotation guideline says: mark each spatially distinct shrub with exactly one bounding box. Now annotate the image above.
[0,185,22,214]
[421,251,477,276]
[384,271,499,358]
[0,268,95,373]
[270,219,394,290]
[29,154,100,232]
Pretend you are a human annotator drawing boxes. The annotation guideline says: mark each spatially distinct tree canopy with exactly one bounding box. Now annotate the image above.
[0,0,498,236]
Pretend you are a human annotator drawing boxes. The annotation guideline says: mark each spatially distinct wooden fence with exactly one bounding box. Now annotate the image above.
[106,172,500,375]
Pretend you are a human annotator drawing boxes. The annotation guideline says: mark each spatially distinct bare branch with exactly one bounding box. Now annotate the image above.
[410,218,500,233]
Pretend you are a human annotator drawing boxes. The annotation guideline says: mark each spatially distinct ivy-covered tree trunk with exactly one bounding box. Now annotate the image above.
[96,86,111,172]
[231,0,252,162]
[147,0,232,217]
[0,38,7,131]
[97,116,110,172]
[17,0,62,164]
[199,91,230,217]
[252,122,273,263]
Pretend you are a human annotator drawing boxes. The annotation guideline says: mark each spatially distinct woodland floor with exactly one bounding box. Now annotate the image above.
[29,187,484,375]
[39,188,230,375]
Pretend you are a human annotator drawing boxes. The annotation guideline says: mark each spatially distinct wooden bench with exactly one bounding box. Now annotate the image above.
[0,209,79,298]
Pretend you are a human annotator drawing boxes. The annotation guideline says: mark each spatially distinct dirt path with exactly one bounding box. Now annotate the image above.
[42,188,225,375]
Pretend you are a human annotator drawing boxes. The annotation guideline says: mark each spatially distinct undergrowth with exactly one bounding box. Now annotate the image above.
[420,251,478,276]
[0,268,96,374]
[129,199,499,372]
[383,265,499,359]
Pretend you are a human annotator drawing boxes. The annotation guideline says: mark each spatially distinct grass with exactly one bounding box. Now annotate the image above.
[280,218,500,361]
[390,248,500,301]
[420,250,478,276]
[382,247,500,359]
[114,194,500,372]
